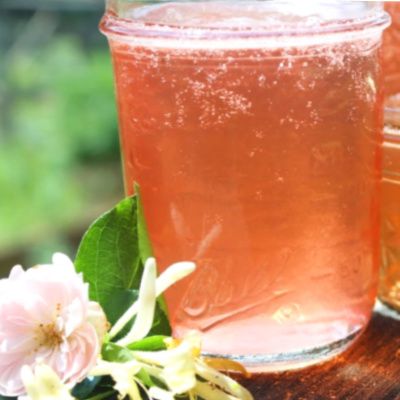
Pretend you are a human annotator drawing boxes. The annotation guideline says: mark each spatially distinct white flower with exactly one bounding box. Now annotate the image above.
[148,387,175,400]
[194,360,253,400]
[93,330,253,400]
[92,257,253,400]
[91,360,142,400]
[109,258,196,343]
[117,258,157,346]
[0,253,108,397]
[19,364,74,400]
[132,332,201,394]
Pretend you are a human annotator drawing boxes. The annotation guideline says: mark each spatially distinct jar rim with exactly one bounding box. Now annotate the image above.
[101,1,390,46]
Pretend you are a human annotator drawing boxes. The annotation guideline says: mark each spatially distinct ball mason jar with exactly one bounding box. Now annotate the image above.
[380,105,400,309]
[379,2,400,311]
[101,1,389,371]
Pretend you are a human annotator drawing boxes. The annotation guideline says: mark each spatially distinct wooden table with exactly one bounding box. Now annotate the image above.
[240,302,400,400]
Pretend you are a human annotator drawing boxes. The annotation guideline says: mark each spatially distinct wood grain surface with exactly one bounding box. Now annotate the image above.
[239,303,400,400]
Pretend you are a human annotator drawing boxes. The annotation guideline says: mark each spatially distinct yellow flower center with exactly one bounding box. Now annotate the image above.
[35,322,63,350]
[33,303,63,352]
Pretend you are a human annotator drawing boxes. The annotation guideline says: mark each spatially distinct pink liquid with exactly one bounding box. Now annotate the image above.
[380,112,400,309]
[379,3,400,310]
[103,3,384,367]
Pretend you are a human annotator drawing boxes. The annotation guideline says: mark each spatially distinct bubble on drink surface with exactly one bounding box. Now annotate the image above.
[218,63,228,73]
[219,89,252,113]
[258,74,267,87]
[180,77,253,127]
[255,190,263,200]
[278,58,293,72]
[254,129,265,139]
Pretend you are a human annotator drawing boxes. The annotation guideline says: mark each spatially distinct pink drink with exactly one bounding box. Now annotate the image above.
[380,3,400,311]
[380,107,400,309]
[102,2,388,370]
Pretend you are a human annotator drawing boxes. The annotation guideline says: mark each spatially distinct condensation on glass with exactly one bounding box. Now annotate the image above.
[101,1,389,371]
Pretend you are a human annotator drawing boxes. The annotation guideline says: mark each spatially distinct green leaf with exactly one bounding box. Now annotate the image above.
[75,196,142,307]
[135,183,153,264]
[136,369,154,387]
[82,377,117,400]
[102,342,134,363]
[72,377,101,399]
[75,194,171,336]
[103,289,138,327]
[84,391,117,400]
[127,335,168,351]
[149,308,171,337]
[0,396,16,400]
[101,344,155,388]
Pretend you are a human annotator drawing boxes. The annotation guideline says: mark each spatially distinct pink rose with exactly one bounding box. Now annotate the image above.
[0,253,108,397]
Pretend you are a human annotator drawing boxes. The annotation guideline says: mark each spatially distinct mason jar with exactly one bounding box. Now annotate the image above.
[380,105,400,310]
[101,1,389,371]
[379,2,400,312]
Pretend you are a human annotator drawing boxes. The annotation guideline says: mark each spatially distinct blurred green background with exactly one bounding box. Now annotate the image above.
[0,0,123,275]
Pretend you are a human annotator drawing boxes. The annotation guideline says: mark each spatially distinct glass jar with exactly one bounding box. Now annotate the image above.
[101,1,389,371]
[380,104,400,309]
[380,3,400,311]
